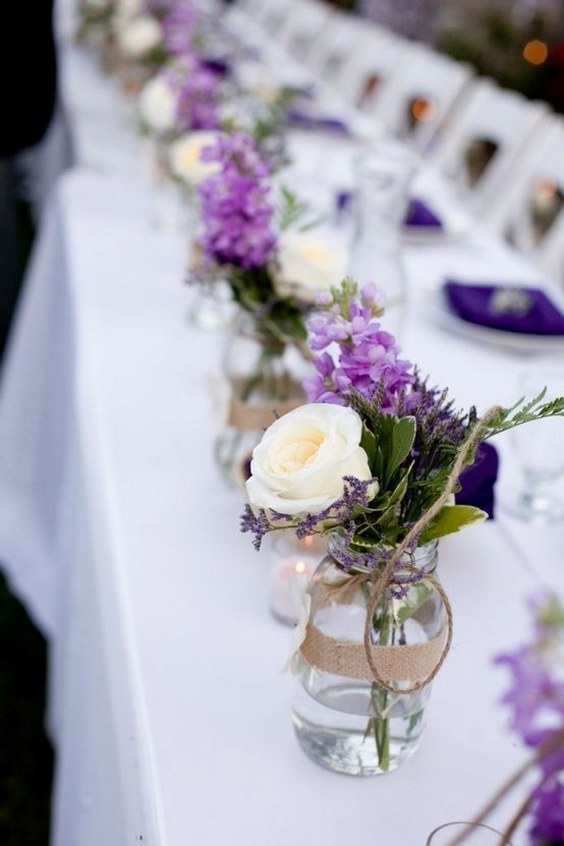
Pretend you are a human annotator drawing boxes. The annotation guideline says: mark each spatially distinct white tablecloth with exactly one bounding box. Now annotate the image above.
[2,39,564,846]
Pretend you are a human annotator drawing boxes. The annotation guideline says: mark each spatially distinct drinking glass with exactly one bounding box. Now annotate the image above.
[505,369,564,523]
[347,140,418,339]
[425,821,511,845]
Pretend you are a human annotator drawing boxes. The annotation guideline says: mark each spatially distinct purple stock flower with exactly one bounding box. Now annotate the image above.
[496,596,564,751]
[176,60,220,130]
[529,781,564,844]
[198,133,276,269]
[496,645,559,746]
[495,595,564,842]
[158,53,220,132]
[304,285,414,411]
[162,53,220,131]
[161,2,198,55]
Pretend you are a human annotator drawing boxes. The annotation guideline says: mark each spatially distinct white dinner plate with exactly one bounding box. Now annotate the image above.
[403,210,470,244]
[424,289,564,353]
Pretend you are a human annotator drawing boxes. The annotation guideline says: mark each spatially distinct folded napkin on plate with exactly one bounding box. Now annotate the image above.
[457,442,498,519]
[404,198,442,229]
[285,108,350,136]
[444,280,564,335]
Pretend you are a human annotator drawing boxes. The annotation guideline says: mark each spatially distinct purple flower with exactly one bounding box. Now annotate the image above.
[496,646,559,746]
[496,596,564,751]
[157,53,221,132]
[495,595,564,843]
[161,2,198,55]
[198,133,276,270]
[176,62,220,130]
[529,781,564,844]
[304,286,414,411]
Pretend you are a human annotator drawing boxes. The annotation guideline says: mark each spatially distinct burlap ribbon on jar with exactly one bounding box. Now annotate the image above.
[301,574,452,692]
[227,376,305,430]
[300,570,452,689]
[299,406,503,695]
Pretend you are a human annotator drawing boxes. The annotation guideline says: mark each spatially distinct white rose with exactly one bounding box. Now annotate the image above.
[138,76,177,134]
[117,15,162,58]
[168,131,222,188]
[274,231,349,302]
[246,403,375,516]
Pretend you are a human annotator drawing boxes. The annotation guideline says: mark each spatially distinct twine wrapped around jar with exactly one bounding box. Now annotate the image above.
[299,405,502,694]
[300,570,451,688]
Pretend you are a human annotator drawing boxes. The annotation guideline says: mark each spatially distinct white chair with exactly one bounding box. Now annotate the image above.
[485,116,564,284]
[427,78,549,212]
[365,43,474,152]
[276,0,335,59]
[255,0,294,35]
[329,23,410,110]
[302,11,370,80]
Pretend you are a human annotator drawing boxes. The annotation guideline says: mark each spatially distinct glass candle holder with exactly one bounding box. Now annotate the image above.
[269,533,327,626]
[426,821,511,845]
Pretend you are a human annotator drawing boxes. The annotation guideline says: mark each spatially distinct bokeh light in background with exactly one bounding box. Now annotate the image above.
[523,38,549,65]
[410,96,437,122]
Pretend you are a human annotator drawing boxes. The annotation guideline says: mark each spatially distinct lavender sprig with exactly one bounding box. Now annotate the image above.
[240,475,376,551]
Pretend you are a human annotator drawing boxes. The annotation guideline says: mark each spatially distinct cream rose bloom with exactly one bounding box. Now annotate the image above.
[117,15,162,57]
[138,76,177,134]
[274,231,349,302]
[246,404,375,516]
[168,132,222,188]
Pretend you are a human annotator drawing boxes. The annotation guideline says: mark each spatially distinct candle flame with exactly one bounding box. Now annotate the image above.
[295,560,307,575]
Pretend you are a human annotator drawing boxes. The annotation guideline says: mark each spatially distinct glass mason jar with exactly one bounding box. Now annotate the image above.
[292,535,446,776]
[347,142,418,339]
[214,311,308,489]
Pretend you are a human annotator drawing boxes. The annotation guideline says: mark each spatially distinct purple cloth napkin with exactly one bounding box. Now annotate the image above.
[444,280,564,336]
[285,108,350,136]
[457,442,498,519]
[202,57,232,77]
[405,198,442,229]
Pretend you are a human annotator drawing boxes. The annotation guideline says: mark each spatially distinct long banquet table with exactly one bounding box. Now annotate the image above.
[1,28,564,846]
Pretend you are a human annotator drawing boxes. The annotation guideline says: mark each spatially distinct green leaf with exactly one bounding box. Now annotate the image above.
[360,426,377,466]
[388,417,416,479]
[420,504,488,543]
[392,582,434,625]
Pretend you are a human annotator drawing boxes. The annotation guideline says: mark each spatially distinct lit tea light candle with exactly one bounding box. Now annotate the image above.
[269,557,312,625]
[268,533,326,626]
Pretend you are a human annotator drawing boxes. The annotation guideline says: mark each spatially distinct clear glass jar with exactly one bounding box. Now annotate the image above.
[347,142,417,339]
[292,535,444,776]
[214,311,308,489]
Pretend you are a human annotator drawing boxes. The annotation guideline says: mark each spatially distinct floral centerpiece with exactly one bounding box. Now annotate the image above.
[194,132,348,486]
[112,0,208,94]
[137,53,224,203]
[241,280,564,775]
[138,52,223,140]
[449,594,564,844]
